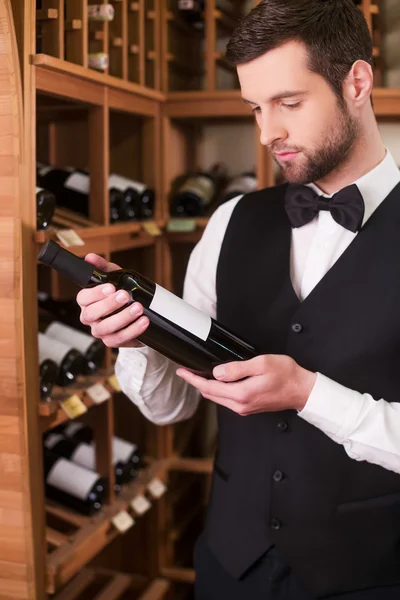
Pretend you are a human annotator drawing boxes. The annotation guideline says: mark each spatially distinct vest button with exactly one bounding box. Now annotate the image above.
[273,470,284,482]
[277,421,288,432]
[271,518,282,530]
[292,323,303,333]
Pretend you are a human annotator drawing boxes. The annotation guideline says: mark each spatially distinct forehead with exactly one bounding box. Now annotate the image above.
[237,41,313,97]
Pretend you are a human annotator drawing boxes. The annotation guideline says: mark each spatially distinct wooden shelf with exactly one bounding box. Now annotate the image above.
[39,368,119,432]
[46,458,171,594]
[160,566,195,584]
[168,456,213,475]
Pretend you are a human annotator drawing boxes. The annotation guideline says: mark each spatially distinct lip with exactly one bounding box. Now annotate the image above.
[276,152,299,162]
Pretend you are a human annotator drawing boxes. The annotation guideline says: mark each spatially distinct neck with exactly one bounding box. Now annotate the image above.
[314,123,385,195]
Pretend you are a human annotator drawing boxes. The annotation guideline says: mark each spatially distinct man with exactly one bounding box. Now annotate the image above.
[77,0,400,598]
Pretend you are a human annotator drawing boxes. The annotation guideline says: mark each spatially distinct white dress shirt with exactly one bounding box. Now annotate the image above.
[116,149,400,475]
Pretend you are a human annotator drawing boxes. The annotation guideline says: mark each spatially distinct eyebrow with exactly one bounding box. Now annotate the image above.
[242,90,307,105]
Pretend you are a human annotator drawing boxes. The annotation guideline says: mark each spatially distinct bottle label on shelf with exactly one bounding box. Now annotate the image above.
[56,229,85,247]
[72,442,117,468]
[141,222,162,237]
[38,332,70,365]
[147,477,167,499]
[86,383,111,404]
[150,284,212,341]
[131,494,151,516]
[166,219,196,233]
[47,457,100,500]
[60,395,88,419]
[112,510,135,533]
[109,174,146,194]
[46,321,94,354]
[64,422,85,438]
[44,433,64,449]
[107,374,121,392]
[112,437,138,462]
[64,172,90,194]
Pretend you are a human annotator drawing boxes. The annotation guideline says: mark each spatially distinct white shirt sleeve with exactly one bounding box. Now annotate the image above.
[299,373,400,474]
[114,196,243,425]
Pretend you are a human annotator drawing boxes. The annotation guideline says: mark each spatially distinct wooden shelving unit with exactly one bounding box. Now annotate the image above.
[2,0,400,598]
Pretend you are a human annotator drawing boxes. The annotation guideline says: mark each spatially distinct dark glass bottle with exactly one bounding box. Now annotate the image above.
[38,332,84,387]
[43,448,108,515]
[61,422,143,470]
[108,174,155,221]
[39,358,59,400]
[177,0,205,29]
[44,321,105,374]
[37,240,258,378]
[36,187,56,230]
[220,172,258,204]
[38,291,86,332]
[43,432,136,488]
[169,163,227,217]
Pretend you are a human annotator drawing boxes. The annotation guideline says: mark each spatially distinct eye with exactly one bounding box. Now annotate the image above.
[251,106,261,114]
[282,102,301,110]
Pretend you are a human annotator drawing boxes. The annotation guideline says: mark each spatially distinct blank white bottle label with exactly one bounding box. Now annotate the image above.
[38,332,69,366]
[47,458,100,500]
[72,442,117,468]
[64,172,90,194]
[131,494,151,516]
[147,477,167,498]
[112,510,135,533]
[112,437,137,463]
[46,322,94,354]
[150,284,211,341]
[109,174,146,194]
[44,433,64,450]
[86,383,110,404]
[64,422,85,438]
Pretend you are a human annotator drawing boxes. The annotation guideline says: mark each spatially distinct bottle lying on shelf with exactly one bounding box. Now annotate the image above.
[169,163,227,217]
[109,174,155,220]
[37,240,258,378]
[60,421,143,470]
[36,186,56,231]
[38,332,84,387]
[220,172,258,204]
[43,432,137,491]
[39,357,59,400]
[88,52,109,71]
[178,0,205,29]
[44,448,108,515]
[44,321,105,375]
[88,4,115,21]
[38,291,87,332]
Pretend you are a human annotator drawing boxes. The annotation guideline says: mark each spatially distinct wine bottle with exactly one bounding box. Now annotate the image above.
[38,332,84,386]
[36,187,56,230]
[169,163,228,217]
[39,357,59,400]
[220,172,258,204]
[43,448,107,515]
[108,174,155,220]
[44,321,105,374]
[37,240,258,377]
[44,432,137,487]
[88,52,109,71]
[61,422,143,469]
[38,291,87,332]
[88,4,115,21]
[178,0,205,29]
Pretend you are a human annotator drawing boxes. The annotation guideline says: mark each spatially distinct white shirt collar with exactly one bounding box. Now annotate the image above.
[306,149,400,227]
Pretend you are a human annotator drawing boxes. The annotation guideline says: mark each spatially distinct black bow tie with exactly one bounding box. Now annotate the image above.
[284,183,365,232]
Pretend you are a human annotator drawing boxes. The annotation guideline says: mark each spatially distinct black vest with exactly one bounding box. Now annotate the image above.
[205,183,400,597]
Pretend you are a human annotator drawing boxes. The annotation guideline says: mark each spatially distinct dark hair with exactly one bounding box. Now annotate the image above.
[226,0,373,102]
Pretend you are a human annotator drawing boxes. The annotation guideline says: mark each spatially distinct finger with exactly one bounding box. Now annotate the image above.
[84,253,121,273]
[81,290,133,324]
[176,368,251,402]
[77,283,116,308]
[102,315,150,348]
[91,302,143,337]
[213,355,266,382]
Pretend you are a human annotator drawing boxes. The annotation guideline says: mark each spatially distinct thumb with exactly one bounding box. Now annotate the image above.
[85,253,121,272]
[213,361,248,382]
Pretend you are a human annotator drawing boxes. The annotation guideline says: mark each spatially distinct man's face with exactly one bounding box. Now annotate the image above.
[237,41,360,185]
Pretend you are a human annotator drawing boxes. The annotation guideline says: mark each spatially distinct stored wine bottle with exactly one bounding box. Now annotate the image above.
[178,0,204,29]
[38,332,84,386]
[38,291,86,332]
[39,357,59,400]
[44,321,105,374]
[88,4,115,21]
[169,163,227,217]
[37,240,258,377]
[61,422,143,469]
[220,172,258,204]
[88,52,109,71]
[43,448,107,515]
[109,174,155,220]
[36,187,56,230]
[44,433,137,487]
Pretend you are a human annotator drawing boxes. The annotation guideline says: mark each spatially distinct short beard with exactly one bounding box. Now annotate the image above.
[273,100,360,185]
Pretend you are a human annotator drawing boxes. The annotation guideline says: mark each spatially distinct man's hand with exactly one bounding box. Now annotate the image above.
[76,253,149,348]
[176,354,317,415]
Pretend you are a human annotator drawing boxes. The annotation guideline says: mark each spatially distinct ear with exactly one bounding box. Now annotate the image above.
[343,60,373,109]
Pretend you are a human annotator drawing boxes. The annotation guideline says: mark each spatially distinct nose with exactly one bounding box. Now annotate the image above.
[258,112,287,147]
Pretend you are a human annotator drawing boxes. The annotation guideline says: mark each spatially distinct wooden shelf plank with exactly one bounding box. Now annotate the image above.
[46,458,171,594]
[92,573,132,600]
[160,567,195,583]
[138,579,171,600]
[33,54,164,103]
[168,456,213,474]
[53,568,96,600]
